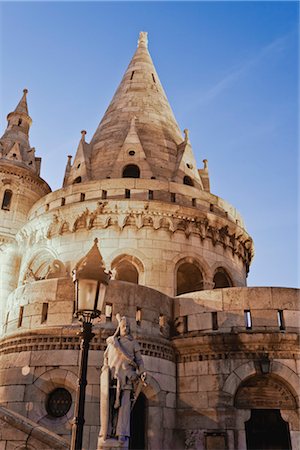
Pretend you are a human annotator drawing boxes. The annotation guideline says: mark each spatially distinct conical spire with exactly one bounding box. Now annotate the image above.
[63,130,91,186]
[89,32,184,181]
[13,88,29,115]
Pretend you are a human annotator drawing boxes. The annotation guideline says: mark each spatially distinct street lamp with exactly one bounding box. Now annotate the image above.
[71,238,111,450]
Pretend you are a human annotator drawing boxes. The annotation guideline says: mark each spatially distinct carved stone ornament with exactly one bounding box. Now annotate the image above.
[43,205,253,268]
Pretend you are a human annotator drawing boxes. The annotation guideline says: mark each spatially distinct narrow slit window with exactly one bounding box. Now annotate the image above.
[125,189,130,199]
[244,310,252,329]
[171,193,176,203]
[41,303,48,323]
[102,190,107,200]
[210,204,214,212]
[130,71,135,80]
[4,312,9,333]
[152,73,156,83]
[80,193,85,202]
[105,303,113,322]
[136,307,142,326]
[61,197,66,206]
[192,198,196,207]
[18,306,24,328]
[183,315,188,333]
[18,119,22,126]
[277,310,285,330]
[1,190,13,211]
[212,312,218,330]
[148,190,153,200]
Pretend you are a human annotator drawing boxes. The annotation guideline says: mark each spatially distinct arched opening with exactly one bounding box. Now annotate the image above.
[177,262,203,295]
[245,409,291,450]
[1,189,13,211]
[213,268,232,288]
[183,175,194,186]
[73,176,82,184]
[235,375,295,450]
[113,260,139,284]
[130,393,147,450]
[122,164,140,178]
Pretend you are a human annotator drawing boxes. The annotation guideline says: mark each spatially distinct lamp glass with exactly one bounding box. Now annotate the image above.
[77,279,98,312]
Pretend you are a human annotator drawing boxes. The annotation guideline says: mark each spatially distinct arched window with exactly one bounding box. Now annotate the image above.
[213,268,232,288]
[122,164,140,178]
[73,176,82,184]
[176,262,203,295]
[1,189,13,211]
[183,175,194,186]
[114,260,139,284]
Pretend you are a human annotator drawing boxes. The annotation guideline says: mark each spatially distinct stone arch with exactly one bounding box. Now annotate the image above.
[183,175,194,186]
[175,256,208,296]
[222,360,300,406]
[213,267,233,288]
[111,254,144,285]
[210,260,241,287]
[21,247,58,284]
[108,248,146,285]
[31,368,77,425]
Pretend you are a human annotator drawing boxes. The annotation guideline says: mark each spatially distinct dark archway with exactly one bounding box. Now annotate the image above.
[183,175,193,186]
[177,262,203,295]
[73,176,82,184]
[130,393,147,450]
[213,268,232,288]
[245,409,291,450]
[1,189,13,210]
[122,164,140,178]
[114,260,139,284]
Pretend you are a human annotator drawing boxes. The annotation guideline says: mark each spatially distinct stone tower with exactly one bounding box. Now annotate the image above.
[0,32,298,450]
[0,90,50,330]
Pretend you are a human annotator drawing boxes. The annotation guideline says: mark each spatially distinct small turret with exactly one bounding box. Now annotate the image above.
[0,89,42,174]
[63,130,91,187]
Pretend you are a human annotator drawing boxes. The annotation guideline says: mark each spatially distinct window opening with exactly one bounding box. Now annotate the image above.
[148,190,153,200]
[171,193,176,203]
[130,71,135,80]
[177,262,203,295]
[18,119,22,126]
[183,175,194,186]
[1,190,13,211]
[41,303,48,323]
[192,198,196,207]
[122,164,140,178]
[102,190,107,200]
[128,150,135,156]
[125,189,131,199]
[136,308,142,326]
[73,176,82,184]
[277,310,285,330]
[105,303,113,321]
[18,306,24,328]
[244,310,252,329]
[213,269,232,288]
[80,193,85,202]
[46,388,72,418]
[212,312,218,330]
[151,73,156,83]
[61,197,66,206]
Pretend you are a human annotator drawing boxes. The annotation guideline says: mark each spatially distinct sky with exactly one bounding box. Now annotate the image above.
[0,1,298,288]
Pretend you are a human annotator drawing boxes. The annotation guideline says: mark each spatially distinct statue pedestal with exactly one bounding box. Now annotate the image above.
[97,437,128,450]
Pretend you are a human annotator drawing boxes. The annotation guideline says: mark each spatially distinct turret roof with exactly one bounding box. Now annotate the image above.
[89,32,186,181]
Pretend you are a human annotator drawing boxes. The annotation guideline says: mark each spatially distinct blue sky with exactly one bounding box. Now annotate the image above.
[0,1,298,288]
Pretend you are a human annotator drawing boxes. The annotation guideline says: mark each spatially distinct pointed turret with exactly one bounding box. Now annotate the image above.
[89,32,187,182]
[0,89,41,174]
[63,130,91,186]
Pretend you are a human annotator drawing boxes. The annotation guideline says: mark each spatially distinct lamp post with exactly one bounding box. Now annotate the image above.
[71,238,111,450]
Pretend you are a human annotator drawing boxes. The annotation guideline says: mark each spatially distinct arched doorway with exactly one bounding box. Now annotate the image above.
[235,375,296,450]
[130,393,147,450]
[245,409,291,450]
[113,259,139,284]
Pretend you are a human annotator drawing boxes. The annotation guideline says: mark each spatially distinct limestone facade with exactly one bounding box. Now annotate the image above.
[0,32,299,450]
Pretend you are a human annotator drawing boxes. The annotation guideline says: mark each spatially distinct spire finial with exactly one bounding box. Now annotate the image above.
[138,31,148,48]
[184,128,189,143]
[203,159,208,170]
[81,130,87,141]
[23,88,28,95]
